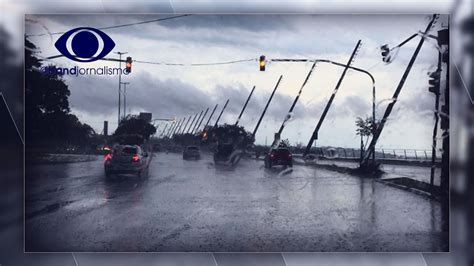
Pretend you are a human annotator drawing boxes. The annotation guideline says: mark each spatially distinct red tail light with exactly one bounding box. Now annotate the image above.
[270,153,275,158]
[288,153,292,158]
[132,154,140,162]
[104,154,112,161]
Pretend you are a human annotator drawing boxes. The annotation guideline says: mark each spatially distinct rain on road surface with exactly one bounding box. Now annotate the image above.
[25,152,448,252]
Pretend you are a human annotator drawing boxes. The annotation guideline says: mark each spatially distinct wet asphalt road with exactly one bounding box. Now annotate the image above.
[25,152,448,252]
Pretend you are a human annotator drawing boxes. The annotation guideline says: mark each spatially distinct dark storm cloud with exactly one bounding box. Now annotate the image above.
[30,14,295,34]
[26,14,299,54]
[68,72,306,122]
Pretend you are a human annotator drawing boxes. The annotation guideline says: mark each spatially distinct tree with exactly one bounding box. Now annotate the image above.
[25,38,95,150]
[279,138,291,148]
[204,124,254,149]
[113,115,157,144]
[355,116,374,162]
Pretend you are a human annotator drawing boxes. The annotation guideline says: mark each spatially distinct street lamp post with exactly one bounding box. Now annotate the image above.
[120,82,130,119]
[115,51,127,124]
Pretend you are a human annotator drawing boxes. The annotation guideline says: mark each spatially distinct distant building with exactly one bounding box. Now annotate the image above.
[139,112,152,122]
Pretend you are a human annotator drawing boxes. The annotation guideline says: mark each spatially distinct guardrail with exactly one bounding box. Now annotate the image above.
[298,147,441,162]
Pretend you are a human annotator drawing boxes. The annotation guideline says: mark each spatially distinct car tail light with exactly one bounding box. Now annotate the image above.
[104,154,112,161]
[270,153,275,158]
[132,154,140,162]
[288,153,292,158]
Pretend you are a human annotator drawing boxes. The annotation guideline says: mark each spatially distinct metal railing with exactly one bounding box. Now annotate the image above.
[303,147,440,162]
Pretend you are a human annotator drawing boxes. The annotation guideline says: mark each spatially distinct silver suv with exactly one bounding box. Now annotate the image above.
[104,145,150,178]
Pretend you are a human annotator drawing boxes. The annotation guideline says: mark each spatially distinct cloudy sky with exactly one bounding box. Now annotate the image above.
[24,14,448,149]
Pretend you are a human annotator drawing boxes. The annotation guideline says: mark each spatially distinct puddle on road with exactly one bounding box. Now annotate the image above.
[63,198,107,211]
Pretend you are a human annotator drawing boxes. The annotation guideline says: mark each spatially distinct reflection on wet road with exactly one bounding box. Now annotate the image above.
[25,152,448,252]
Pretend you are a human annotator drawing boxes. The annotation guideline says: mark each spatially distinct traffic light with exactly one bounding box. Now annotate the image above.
[428,70,440,94]
[380,44,391,63]
[125,56,132,73]
[259,55,266,71]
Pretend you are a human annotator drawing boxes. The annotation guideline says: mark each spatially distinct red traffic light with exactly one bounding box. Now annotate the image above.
[125,56,132,73]
[259,55,266,71]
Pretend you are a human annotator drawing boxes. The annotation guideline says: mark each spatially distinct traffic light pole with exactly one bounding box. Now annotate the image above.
[235,86,256,126]
[430,51,442,187]
[214,99,229,128]
[304,40,362,156]
[361,14,438,166]
[252,75,283,137]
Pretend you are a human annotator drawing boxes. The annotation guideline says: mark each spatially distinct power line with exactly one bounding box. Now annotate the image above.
[25,14,191,37]
[133,58,256,66]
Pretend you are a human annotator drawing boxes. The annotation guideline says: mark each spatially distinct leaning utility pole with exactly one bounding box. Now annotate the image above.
[160,123,169,137]
[361,14,439,166]
[166,120,178,138]
[214,99,229,128]
[166,121,176,137]
[172,118,184,137]
[194,107,209,134]
[304,40,362,156]
[115,51,127,124]
[204,104,218,130]
[273,61,317,146]
[181,116,192,134]
[187,113,199,133]
[191,110,204,134]
[253,75,283,137]
[235,86,256,126]
[173,117,186,136]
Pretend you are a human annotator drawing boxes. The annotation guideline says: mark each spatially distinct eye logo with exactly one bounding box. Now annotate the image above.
[55,27,115,62]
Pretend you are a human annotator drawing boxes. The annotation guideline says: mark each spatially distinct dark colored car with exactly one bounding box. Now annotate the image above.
[264,147,293,168]
[104,145,151,178]
[213,143,234,163]
[183,145,201,160]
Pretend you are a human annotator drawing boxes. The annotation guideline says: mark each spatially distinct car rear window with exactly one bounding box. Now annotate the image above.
[277,148,290,154]
[122,147,137,154]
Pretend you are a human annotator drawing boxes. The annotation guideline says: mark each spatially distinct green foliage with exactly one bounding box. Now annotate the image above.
[355,116,373,137]
[113,115,157,144]
[203,124,254,149]
[25,38,96,150]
